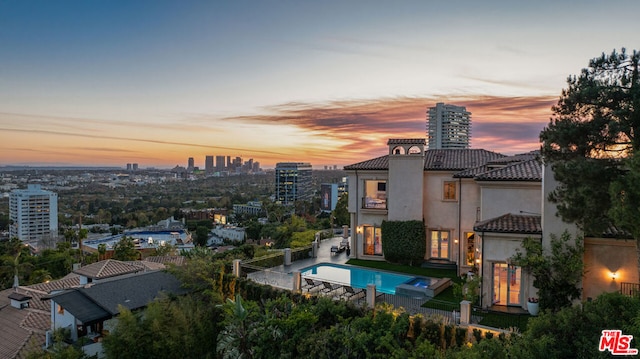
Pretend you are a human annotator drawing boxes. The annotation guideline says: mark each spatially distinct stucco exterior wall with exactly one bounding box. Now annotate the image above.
[583,237,639,301]
[51,300,78,341]
[388,154,424,221]
[480,233,539,309]
[542,164,580,250]
[423,171,461,233]
[479,182,541,220]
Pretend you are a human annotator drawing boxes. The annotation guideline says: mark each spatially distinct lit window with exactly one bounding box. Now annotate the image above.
[363,226,383,256]
[57,304,64,315]
[363,180,387,209]
[443,181,457,200]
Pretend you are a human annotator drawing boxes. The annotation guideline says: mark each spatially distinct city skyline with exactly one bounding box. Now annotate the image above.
[1,1,638,168]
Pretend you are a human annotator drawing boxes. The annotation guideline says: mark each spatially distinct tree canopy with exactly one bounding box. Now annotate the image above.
[540,48,640,238]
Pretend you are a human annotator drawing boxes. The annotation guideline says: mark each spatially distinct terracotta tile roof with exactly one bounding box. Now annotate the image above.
[474,159,542,182]
[343,155,388,171]
[474,213,542,234]
[344,149,505,171]
[387,138,426,145]
[425,149,505,170]
[73,259,143,280]
[26,276,80,295]
[144,256,186,267]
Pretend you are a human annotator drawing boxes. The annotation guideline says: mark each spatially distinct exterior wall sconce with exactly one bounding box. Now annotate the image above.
[356,226,363,234]
[611,271,618,281]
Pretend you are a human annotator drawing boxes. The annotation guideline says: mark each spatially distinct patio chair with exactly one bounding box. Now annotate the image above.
[341,285,365,301]
[320,281,342,296]
[303,278,323,292]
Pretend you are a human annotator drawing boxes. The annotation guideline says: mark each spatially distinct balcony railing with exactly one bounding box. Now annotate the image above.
[620,282,640,297]
[362,197,387,210]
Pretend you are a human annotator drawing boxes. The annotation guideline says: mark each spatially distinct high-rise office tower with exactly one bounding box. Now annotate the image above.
[132,163,138,171]
[275,162,313,205]
[216,155,226,172]
[187,157,195,171]
[205,156,214,174]
[427,103,471,149]
[9,184,58,243]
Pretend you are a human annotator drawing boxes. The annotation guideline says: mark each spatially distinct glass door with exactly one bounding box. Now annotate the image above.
[492,263,521,306]
[430,230,449,259]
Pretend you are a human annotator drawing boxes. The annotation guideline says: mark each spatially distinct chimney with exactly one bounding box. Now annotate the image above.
[8,292,31,310]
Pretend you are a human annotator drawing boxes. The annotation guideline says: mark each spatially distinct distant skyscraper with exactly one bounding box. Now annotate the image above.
[187,157,195,171]
[216,155,226,172]
[9,184,58,243]
[427,103,471,149]
[205,156,214,174]
[275,162,313,205]
[126,163,132,171]
[132,163,138,171]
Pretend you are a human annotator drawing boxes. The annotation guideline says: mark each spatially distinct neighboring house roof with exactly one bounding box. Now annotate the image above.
[50,271,187,324]
[50,289,111,325]
[0,275,80,359]
[72,259,143,280]
[474,159,542,182]
[0,258,171,359]
[343,149,506,171]
[143,255,186,267]
[474,213,542,234]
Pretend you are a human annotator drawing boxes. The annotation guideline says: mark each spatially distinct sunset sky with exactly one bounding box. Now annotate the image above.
[1,1,638,169]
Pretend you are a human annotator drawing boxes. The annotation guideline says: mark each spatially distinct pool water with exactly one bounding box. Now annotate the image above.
[300,263,416,294]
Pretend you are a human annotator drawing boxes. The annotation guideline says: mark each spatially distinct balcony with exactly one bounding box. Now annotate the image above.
[362,196,387,210]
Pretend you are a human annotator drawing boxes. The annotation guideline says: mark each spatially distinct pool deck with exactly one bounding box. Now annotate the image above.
[246,236,350,288]
[244,236,473,322]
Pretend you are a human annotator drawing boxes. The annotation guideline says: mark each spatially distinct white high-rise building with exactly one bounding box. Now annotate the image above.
[9,184,58,243]
[427,103,471,149]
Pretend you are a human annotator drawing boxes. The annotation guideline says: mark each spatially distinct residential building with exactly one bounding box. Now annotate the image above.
[9,184,58,243]
[427,103,471,149]
[345,138,638,313]
[49,270,187,343]
[320,183,339,212]
[275,162,313,205]
[233,201,264,216]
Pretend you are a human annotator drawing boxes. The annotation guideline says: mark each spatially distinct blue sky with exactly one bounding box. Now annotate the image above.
[1,0,639,168]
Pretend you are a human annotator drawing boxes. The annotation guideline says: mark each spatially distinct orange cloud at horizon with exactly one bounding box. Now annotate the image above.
[0,95,557,168]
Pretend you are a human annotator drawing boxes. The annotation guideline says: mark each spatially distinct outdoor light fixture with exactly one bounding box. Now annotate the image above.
[611,272,618,281]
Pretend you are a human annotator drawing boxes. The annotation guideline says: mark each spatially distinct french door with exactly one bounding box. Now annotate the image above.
[492,263,521,306]
[430,230,449,259]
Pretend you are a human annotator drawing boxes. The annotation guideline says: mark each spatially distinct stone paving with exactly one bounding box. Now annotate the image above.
[244,236,470,324]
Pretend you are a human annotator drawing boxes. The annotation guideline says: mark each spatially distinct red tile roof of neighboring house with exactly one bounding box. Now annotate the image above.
[473,213,542,234]
[143,256,186,267]
[73,259,143,280]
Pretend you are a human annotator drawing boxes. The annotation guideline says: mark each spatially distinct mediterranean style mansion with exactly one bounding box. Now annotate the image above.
[344,139,637,312]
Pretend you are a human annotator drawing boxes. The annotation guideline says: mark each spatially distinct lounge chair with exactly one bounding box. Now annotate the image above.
[320,281,342,295]
[303,278,323,292]
[341,285,365,301]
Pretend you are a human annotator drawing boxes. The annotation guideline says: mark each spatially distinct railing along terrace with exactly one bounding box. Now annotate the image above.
[621,282,640,297]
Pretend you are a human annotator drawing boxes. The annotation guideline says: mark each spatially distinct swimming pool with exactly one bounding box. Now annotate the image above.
[300,263,416,294]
